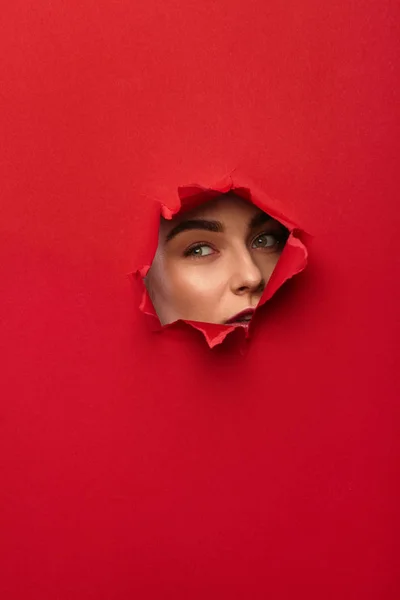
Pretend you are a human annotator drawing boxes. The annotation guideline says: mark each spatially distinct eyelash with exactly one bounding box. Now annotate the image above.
[183,242,217,257]
[183,230,288,258]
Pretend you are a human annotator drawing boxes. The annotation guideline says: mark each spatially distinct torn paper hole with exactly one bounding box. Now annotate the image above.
[133,173,310,348]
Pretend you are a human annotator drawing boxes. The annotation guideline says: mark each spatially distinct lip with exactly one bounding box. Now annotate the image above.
[225,308,255,326]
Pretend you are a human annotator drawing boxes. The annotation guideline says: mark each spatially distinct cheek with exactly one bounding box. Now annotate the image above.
[255,252,281,279]
[147,255,227,324]
[145,254,173,309]
[168,264,223,304]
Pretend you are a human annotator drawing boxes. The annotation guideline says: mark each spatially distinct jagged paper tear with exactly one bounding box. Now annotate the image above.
[132,172,310,348]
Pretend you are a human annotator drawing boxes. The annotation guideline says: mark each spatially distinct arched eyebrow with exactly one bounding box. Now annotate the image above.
[165,212,273,243]
[165,219,223,242]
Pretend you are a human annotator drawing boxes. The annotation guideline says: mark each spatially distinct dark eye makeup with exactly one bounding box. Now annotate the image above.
[250,226,289,249]
[183,242,217,258]
[182,225,289,259]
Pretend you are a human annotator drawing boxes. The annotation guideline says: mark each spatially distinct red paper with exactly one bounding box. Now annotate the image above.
[134,171,310,347]
[0,1,398,599]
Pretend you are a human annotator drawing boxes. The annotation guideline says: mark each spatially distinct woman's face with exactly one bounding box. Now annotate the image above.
[145,194,288,327]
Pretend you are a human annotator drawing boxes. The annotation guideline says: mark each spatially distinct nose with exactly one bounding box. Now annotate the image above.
[230,249,265,296]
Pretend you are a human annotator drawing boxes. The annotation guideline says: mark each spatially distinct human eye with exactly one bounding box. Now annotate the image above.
[184,243,216,258]
[251,232,279,250]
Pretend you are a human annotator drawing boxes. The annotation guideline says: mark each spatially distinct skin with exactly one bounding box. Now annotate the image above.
[145,193,288,326]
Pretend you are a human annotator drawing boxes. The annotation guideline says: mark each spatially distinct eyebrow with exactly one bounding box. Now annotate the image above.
[165,219,223,242]
[164,211,272,243]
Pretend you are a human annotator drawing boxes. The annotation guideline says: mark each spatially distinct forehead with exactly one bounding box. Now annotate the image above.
[160,193,263,233]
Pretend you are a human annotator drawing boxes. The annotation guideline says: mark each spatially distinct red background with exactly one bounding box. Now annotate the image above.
[1,1,399,598]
